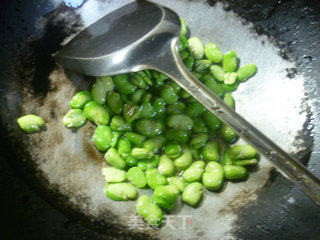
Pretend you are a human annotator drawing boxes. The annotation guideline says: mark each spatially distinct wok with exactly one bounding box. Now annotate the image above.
[0,0,319,239]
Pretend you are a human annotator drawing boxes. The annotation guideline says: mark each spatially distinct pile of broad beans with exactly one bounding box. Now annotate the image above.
[18,18,258,227]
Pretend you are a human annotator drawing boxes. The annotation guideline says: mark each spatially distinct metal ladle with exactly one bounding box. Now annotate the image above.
[56,0,320,205]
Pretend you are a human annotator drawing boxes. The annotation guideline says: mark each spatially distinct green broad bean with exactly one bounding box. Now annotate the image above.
[117,138,132,155]
[91,76,114,104]
[224,165,247,180]
[144,69,152,78]
[84,101,110,125]
[203,111,222,135]
[107,92,123,115]
[104,148,126,169]
[102,104,115,117]
[127,167,147,188]
[136,195,163,226]
[191,147,202,159]
[192,118,208,134]
[145,169,168,189]
[229,145,258,160]
[152,185,179,210]
[102,167,126,183]
[186,102,206,117]
[166,129,190,144]
[234,158,258,166]
[130,89,145,104]
[17,114,44,133]
[139,102,156,118]
[221,82,239,93]
[160,85,178,104]
[178,34,188,52]
[125,155,138,167]
[135,119,163,137]
[144,155,160,170]
[141,93,152,103]
[183,55,195,70]
[166,114,193,131]
[224,72,238,85]
[174,147,193,170]
[202,161,224,190]
[223,51,238,72]
[180,17,187,35]
[204,43,223,63]
[166,101,186,114]
[204,77,225,97]
[179,90,191,99]
[69,91,92,109]
[110,115,131,132]
[210,65,225,82]
[123,102,140,123]
[125,132,146,147]
[153,98,166,118]
[187,37,205,60]
[143,136,166,153]
[158,155,175,177]
[182,182,203,207]
[105,183,137,201]
[182,161,205,183]
[168,81,181,93]
[131,148,154,160]
[164,143,182,159]
[220,149,233,166]
[180,51,189,60]
[190,133,208,150]
[137,162,148,171]
[93,125,112,151]
[62,109,86,128]
[130,73,148,89]
[110,131,120,148]
[137,71,153,86]
[191,71,203,79]
[194,59,212,72]
[120,94,130,103]
[202,141,219,162]
[220,124,238,143]
[167,176,186,193]
[113,74,137,95]
[223,93,235,109]
[237,64,257,82]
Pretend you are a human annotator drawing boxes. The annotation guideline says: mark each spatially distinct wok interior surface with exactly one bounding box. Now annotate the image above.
[0,0,319,239]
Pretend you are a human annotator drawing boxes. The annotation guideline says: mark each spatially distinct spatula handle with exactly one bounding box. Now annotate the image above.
[149,39,320,206]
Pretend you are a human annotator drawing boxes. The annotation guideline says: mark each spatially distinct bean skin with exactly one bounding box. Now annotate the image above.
[182,161,205,183]
[102,167,126,183]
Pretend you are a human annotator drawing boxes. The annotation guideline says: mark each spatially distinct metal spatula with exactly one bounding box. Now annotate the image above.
[56,0,320,205]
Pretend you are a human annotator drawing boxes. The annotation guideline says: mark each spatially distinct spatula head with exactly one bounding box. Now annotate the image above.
[56,0,180,76]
